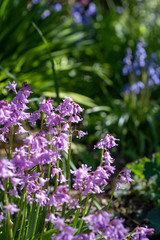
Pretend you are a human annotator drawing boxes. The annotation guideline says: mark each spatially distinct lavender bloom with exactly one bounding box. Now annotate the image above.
[55,226,76,240]
[83,210,128,239]
[39,98,54,115]
[35,190,49,206]
[50,133,70,153]
[72,2,97,26]
[0,159,15,178]
[6,81,17,94]
[116,6,124,14]
[15,124,28,135]
[45,213,56,224]
[103,150,114,165]
[32,0,42,4]
[77,130,88,139]
[49,185,70,207]
[52,3,62,12]
[71,164,91,192]
[122,39,160,95]
[56,97,84,118]
[41,9,51,19]
[122,48,132,76]
[133,39,147,74]
[86,3,97,16]
[71,164,114,195]
[4,203,20,215]
[147,58,160,86]
[130,81,145,94]
[116,168,134,190]
[0,213,6,227]
[132,226,154,240]
[94,134,119,150]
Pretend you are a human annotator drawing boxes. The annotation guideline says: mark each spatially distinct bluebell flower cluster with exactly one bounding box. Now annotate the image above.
[122,39,160,94]
[72,2,97,27]
[32,0,62,19]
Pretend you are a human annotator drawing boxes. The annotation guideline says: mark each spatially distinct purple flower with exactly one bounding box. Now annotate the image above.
[116,168,134,190]
[122,48,132,76]
[49,185,70,207]
[0,159,15,178]
[4,203,20,215]
[50,133,70,153]
[130,81,145,94]
[35,190,49,206]
[0,212,6,227]
[103,150,114,165]
[52,3,62,12]
[41,9,51,19]
[6,81,17,94]
[132,226,154,240]
[83,211,128,239]
[86,3,97,16]
[94,134,119,150]
[77,130,88,139]
[45,213,56,223]
[39,98,53,115]
[15,124,28,135]
[32,0,42,4]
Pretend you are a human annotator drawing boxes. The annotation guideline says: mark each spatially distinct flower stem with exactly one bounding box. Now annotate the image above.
[17,195,27,240]
[86,194,94,216]
[3,185,14,240]
[8,125,14,160]
[106,171,122,212]
[31,203,40,238]
[72,193,82,228]
[66,124,72,189]
[76,194,90,234]
[100,148,104,166]
[13,185,27,237]
[25,204,33,239]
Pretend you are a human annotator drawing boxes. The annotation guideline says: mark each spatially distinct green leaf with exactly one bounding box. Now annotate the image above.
[0,65,17,80]
[42,91,96,107]
[26,203,37,239]
[42,229,55,240]
[126,157,150,179]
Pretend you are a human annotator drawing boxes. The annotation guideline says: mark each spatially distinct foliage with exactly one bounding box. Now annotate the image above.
[126,153,160,234]
[0,0,101,107]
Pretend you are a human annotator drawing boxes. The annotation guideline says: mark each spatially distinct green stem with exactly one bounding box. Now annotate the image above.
[66,124,72,188]
[72,194,82,228]
[86,194,94,216]
[31,203,40,238]
[76,194,90,234]
[100,149,104,166]
[25,204,33,239]
[62,125,72,216]
[13,185,27,237]
[3,182,14,240]
[17,196,27,240]
[8,125,14,160]
[106,171,122,212]
[54,155,59,191]
[61,202,66,217]
[40,112,45,131]
[39,207,47,240]
[46,133,52,190]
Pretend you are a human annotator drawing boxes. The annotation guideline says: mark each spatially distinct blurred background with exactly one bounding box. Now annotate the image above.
[1,0,160,237]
